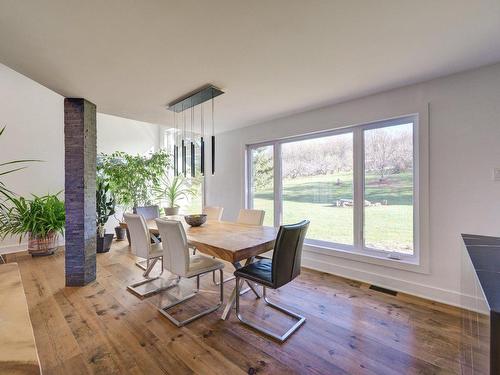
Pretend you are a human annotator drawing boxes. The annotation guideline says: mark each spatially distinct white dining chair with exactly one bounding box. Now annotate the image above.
[193,206,223,257]
[211,208,266,286]
[133,205,161,268]
[200,206,226,282]
[134,205,160,220]
[124,213,168,298]
[155,218,224,327]
[237,209,265,226]
[202,206,224,221]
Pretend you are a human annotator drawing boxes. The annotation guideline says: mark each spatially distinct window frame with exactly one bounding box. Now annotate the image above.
[359,117,419,260]
[246,114,421,266]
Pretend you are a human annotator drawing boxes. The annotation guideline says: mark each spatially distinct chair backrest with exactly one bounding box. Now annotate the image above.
[271,220,310,289]
[124,213,151,259]
[203,206,224,221]
[134,205,160,220]
[155,219,190,277]
[237,209,265,226]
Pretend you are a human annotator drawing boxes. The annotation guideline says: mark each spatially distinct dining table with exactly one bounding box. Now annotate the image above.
[146,217,278,320]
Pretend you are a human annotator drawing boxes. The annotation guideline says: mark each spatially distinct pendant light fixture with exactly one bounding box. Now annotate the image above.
[173,110,178,176]
[182,103,187,175]
[190,102,195,178]
[167,85,224,176]
[211,94,215,175]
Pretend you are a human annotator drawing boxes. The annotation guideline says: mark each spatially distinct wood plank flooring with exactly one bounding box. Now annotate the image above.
[4,241,483,374]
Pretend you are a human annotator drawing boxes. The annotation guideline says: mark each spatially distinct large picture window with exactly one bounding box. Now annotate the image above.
[247,115,419,261]
[249,145,275,227]
[281,133,353,245]
[363,122,414,254]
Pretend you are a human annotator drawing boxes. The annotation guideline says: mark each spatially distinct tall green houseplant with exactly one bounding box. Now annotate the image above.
[96,177,115,237]
[98,150,170,212]
[96,177,115,252]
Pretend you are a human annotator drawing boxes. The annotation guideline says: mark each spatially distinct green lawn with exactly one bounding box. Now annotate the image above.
[253,172,413,254]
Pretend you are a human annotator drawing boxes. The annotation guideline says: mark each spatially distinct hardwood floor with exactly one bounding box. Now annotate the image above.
[5,241,480,374]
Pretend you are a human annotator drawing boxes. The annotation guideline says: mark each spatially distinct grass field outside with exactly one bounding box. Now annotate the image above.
[252,171,413,254]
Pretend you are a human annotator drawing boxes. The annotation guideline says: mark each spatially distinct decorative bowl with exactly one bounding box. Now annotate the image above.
[184,214,207,227]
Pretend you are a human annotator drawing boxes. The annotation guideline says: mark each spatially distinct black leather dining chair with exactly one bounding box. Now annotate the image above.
[234,220,309,342]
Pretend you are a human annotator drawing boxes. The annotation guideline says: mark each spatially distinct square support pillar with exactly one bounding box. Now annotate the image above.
[64,98,97,286]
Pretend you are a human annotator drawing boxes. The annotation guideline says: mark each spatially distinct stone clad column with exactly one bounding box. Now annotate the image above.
[64,98,97,286]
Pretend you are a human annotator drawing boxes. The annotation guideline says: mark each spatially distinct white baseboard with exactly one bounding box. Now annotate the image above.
[0,242,29,255]
[302,253,488,314]
[0,239,65,255]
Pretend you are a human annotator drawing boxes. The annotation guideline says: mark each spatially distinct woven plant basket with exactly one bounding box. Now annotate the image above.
[27,231,58,256]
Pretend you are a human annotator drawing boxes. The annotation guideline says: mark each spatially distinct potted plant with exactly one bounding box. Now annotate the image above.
[115,219,127,241]
[98,150,170,243]
[0,193,65,256]
[96,177,115,253]
[155,174,197,215]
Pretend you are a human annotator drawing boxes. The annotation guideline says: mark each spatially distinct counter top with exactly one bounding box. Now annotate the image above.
[0,263,41,374]
[462,234,500,313]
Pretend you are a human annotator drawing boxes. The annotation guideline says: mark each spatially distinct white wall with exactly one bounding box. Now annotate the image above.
[205,62,500,310]
[0,63,161,252]
[96,113,162,232]
[97,113,160,155]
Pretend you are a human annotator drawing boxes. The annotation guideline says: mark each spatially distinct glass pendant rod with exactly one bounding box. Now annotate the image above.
[190,103,195,178]
[200,102,205,175]
[211,95,215,175]
[182,104,186,175]
[173,111,178,176]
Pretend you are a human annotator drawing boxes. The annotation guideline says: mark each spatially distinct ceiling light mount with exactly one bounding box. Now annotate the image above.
[167,85,224,113]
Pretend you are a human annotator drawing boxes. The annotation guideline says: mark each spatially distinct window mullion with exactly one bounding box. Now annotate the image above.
[245,147,252,209]
[353,128,364,250]
[273,142,282,228]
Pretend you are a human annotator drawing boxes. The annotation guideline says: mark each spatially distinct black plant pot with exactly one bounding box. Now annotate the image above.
[97,233,114,253]
[114,226,126,241]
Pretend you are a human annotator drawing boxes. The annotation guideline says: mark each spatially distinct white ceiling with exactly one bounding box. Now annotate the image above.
[1,0,500,133]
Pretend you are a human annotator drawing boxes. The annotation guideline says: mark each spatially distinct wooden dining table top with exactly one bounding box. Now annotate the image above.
[146,217,278,263]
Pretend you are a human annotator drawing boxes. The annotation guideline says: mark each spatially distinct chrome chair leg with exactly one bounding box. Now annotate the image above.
[136,257,163,277]
[213,257,260,299]
[157,269,224,327]
[235,277,305,343]
[135,233,163,271]
[127,273,179,299]
[143,257,158,277]
[127,256,167,298]
[135,259,148,271]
